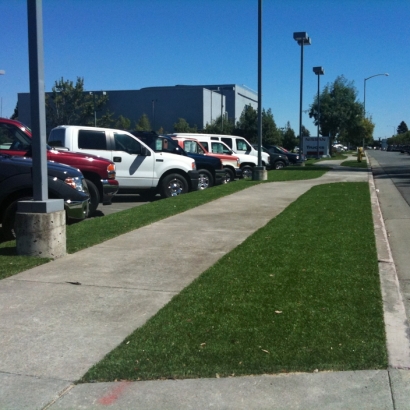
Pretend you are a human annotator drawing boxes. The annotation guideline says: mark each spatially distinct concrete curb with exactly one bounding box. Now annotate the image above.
[367,155,410,369]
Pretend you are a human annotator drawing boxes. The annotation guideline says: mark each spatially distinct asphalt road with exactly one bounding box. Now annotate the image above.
[367,149,410,206]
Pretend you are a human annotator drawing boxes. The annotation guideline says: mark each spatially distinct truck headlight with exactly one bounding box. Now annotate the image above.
[65,176,86,192]
[107,163,116,179]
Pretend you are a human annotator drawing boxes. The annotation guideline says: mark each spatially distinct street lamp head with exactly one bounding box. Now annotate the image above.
[293,32,311,45]
[293,32,308,41]
[365,73,389,81]
[313,66,325,75]
[0,70,5,75]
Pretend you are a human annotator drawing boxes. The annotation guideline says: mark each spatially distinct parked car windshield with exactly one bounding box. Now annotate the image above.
[0,122,32,151]
[140,135,183,154]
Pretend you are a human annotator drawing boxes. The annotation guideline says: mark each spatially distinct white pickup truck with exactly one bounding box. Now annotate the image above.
[48,126,199,198]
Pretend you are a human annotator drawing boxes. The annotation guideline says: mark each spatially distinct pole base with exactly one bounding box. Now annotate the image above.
[252,166,268,181]
[15,210,66,259]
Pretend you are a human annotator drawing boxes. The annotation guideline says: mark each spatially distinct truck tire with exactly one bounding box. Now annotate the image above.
[2,196,31,241]
[223,167,234,183]
[197,169,214,190]
[160,174,188,198]
[241,165,253,179]
[274,161,286,170]
[85,179,100,216]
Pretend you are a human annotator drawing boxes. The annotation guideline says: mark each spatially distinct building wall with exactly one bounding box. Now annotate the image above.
[17,84,258,133]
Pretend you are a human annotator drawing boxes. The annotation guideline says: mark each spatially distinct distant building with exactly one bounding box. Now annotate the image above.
[17,84,258,133]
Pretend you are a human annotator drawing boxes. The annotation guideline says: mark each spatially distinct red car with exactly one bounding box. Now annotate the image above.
[0,118,119,215]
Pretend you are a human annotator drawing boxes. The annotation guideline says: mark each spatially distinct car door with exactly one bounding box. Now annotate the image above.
[110,131,155,188]
[76,129,155,188]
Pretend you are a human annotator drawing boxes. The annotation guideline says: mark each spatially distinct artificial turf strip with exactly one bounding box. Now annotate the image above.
[81,182,387,382]
[340,160,368,168]
[0,168,327,277]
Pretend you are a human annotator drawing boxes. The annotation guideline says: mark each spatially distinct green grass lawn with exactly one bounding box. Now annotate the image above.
[0,168,327,279]
[340,160,368,168]
[81,182,387,383]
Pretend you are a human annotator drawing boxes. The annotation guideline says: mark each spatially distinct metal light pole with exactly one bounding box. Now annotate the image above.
[151,99,157,131]
[313,66,324,159]
[293,32,311,160]
[89,91,106,126]
[252,0,266,180]
[363,73,389,116]
[0,70,4,117]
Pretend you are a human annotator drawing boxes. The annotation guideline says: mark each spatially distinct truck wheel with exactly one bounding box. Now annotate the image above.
[241,165,253,179]
[197,169,214,190]
[160,174,188,198]
[274,161,286,170]
[2,197,31,241]
[223,167,234,183]
[85,179,100,216]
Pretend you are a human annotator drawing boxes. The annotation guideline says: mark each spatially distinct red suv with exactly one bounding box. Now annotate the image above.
[0,118,119,215]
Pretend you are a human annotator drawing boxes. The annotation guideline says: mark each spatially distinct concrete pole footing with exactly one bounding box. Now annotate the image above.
[15,210,66,259]
[252,166,268,181]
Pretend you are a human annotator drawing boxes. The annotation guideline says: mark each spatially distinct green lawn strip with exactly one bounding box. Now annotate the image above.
[81,182,387,382]
[340,160,368,168]
[0,168,327,277]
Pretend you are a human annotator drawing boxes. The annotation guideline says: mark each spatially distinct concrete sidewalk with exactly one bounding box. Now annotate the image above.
[1,159,409,409]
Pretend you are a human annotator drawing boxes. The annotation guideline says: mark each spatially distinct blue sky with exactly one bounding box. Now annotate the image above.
[1,0,409,139]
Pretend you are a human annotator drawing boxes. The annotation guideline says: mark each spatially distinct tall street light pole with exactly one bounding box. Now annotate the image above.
[363,73,389,116]
[293,32,311,161]
[252,0,266,180]
[151,99,157,131]
[313,66,324,159]
[0,70,5,117]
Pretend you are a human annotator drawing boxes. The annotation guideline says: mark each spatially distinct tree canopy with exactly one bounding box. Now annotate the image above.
[234,105,282,146]
[309,75,369,145]
[173,118,197,133]
[397,121,408,134]
[281,122,298,151]
[135,114,151,131]
[46,77,108,130]
[203,115,234,135]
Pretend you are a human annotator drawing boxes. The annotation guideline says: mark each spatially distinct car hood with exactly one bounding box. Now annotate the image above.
[0,154,83,180]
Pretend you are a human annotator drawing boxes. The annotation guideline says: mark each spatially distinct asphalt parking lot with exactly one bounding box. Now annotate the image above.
[89,194,151,218]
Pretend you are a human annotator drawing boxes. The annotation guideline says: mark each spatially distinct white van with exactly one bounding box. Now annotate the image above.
[170,133,270,169]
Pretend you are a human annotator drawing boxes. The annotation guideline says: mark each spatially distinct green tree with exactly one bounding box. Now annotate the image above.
[397,121,408,134]
[135,114,151,131]
[203,115,234,135]
[262,108,282,146]
[301,125,310,137]
[46,77,108,129]
[235,105,258,142]
[11,102,18,120]
[346,116,375,147]
[309,75,364,144]
[281,122,298,151]
[173,118,197,133]
[388,131,410,146]
[114,115,131,130]
[97,111,115,128]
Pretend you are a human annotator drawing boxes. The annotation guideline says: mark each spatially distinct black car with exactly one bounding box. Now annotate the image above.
[131,132,226,189]
[266,145,304,165]
[0,154,89,240]
[251,144,290,169]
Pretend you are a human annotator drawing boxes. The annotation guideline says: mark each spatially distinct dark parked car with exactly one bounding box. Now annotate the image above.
[266,145,305,164]
[0,117,119,216]
[132,132,226,189]
[0,154,89,240]
[251,144,290,169]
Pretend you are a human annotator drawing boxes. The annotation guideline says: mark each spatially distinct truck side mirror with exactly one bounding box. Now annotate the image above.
[141,146,151,156]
